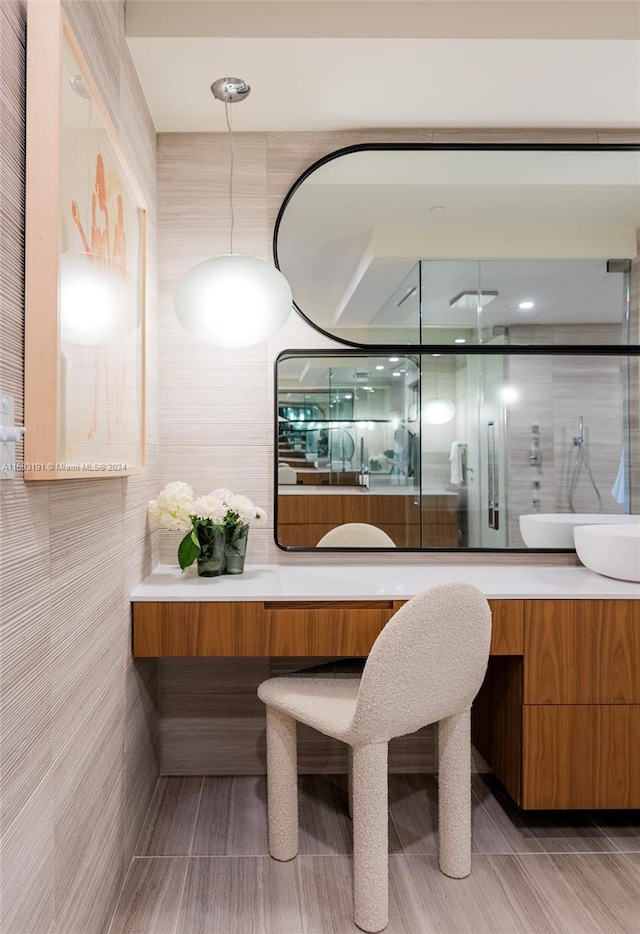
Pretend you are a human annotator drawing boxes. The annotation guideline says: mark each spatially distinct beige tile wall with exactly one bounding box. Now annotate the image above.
[156,127,639,774]
[0,3,159,932]
[506,325,627,546]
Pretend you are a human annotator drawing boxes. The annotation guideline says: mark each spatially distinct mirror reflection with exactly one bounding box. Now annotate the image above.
[275,147,640,346]
[276,347,634,550]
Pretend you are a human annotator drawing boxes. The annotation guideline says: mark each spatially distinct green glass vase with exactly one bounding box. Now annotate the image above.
[224,523,249,574]
[196,525,225,577]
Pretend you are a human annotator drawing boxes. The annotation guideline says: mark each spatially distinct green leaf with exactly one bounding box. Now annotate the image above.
[178,530,201,570]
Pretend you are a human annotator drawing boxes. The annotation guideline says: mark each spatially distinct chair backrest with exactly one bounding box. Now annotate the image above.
[349,583,491,743]
[278,464,298,485]
[316,523,396,547]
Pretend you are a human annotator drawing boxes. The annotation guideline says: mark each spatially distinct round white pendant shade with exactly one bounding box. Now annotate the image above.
[59,252,136,346]
[175,254,292,347]
[423,398,456,425]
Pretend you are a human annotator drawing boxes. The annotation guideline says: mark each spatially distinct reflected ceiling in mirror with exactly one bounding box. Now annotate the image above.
[274,145,640,346]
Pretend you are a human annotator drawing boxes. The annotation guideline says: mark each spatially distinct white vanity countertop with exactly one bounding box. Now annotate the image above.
[131,564,640,602]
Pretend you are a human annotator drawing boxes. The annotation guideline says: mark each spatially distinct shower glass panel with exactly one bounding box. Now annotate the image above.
[418,258,628,346]
[276,351,633,550]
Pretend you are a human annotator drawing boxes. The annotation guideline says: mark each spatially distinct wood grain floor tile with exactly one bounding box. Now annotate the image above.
[297,853,444,934]
[134,777,203,857]
[192,777,268,856]
[472,773,615,854]
[395,854,559,934]
[175,857,268,934]
[107,857,189,934]
[518,852,640,934]
[388,774,512,856]
[586,810,640,853]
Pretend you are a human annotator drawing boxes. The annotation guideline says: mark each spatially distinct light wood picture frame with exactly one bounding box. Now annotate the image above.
[24,0,147,480]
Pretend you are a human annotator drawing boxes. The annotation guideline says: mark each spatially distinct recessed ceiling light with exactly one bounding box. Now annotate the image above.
[389,357,400,363]
[449,290,498,310]
[454,338,466,344]
[431,353,442,357]
[375,365,384,370]
[392,371,401,377]
[518,300,535,310]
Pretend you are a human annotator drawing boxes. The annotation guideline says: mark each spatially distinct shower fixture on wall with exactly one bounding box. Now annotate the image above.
[568,415,603,514]
[174,77,292,347]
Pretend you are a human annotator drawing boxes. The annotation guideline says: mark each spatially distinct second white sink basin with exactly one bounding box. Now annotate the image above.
[573,523,640,582]
[519,513,639,548]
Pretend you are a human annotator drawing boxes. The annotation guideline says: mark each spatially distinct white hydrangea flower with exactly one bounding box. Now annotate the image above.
[149,482,267,542]
[229,493,256,523]
[253,506,267,524]
[148,481,194,532]
[210,487,235,505]
[192,494,227,525]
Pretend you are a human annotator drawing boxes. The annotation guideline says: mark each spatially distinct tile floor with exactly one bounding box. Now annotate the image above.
[107,773,640,933]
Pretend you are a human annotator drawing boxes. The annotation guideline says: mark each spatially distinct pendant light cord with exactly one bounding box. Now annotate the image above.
[224,100,235,254]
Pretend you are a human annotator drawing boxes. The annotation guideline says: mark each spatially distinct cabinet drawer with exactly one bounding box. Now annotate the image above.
[133,602,267,656]
[523,704,640,809]
[266,601,399,655]
[524,600,640,704]
[488,600,523,655]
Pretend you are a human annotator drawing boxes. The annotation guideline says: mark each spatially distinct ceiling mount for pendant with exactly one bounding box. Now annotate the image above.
[210,77,251,104]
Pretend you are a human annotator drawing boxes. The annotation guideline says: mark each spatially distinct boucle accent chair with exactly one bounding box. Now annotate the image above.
[316,522,396,547]
[277,463,298,484]
[257,582,492,933]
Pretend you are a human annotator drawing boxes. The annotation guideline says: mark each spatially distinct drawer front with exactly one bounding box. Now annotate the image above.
[523,704,640,809]
[277,494,344,525]
[266,601,399,655]
[524,600,640,704]
[133,602,267,656]
[488,600,524,655]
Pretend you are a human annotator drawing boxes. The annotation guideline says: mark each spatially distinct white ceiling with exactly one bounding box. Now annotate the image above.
[124,1,640,335]
[126,0,640,133]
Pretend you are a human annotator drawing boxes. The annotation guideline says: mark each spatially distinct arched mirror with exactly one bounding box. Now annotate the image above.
[274,145,640,550]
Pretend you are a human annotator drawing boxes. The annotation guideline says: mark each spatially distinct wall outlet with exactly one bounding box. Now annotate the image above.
[1,394,17,479]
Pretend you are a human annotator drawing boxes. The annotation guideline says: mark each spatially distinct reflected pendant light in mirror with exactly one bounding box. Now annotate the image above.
[423,355,456,424]
[175,78,292,348]
[60,252,136,345]
[423,397,456,424]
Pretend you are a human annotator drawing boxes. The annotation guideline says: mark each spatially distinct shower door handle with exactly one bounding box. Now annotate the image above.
[487,420,499,531]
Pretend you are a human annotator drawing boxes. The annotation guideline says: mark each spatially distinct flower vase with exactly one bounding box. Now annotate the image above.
[224,523,249,574]
[196,525,225,577]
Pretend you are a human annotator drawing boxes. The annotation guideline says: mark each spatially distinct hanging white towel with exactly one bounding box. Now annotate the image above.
[449,441,465,485]
[611,449,626,505]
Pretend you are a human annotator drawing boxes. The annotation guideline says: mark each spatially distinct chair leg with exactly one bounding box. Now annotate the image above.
[265,706,298,861]
[437,709,471,879]
[352,741,389,933]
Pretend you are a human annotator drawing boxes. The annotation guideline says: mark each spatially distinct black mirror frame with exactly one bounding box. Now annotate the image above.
[273,141,640,552]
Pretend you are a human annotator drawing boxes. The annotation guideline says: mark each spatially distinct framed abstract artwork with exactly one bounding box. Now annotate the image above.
[24,1,146,480]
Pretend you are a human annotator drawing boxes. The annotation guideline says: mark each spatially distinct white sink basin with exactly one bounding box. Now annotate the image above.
[573,524,640,582]
[519,513,639,549]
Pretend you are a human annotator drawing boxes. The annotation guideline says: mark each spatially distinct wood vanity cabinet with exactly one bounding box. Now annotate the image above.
[277,492,457,548]
[132,592,640,809]
[472,599,640,809]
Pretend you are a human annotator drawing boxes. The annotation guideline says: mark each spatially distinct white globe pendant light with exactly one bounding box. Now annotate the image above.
[175,78,292,347]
